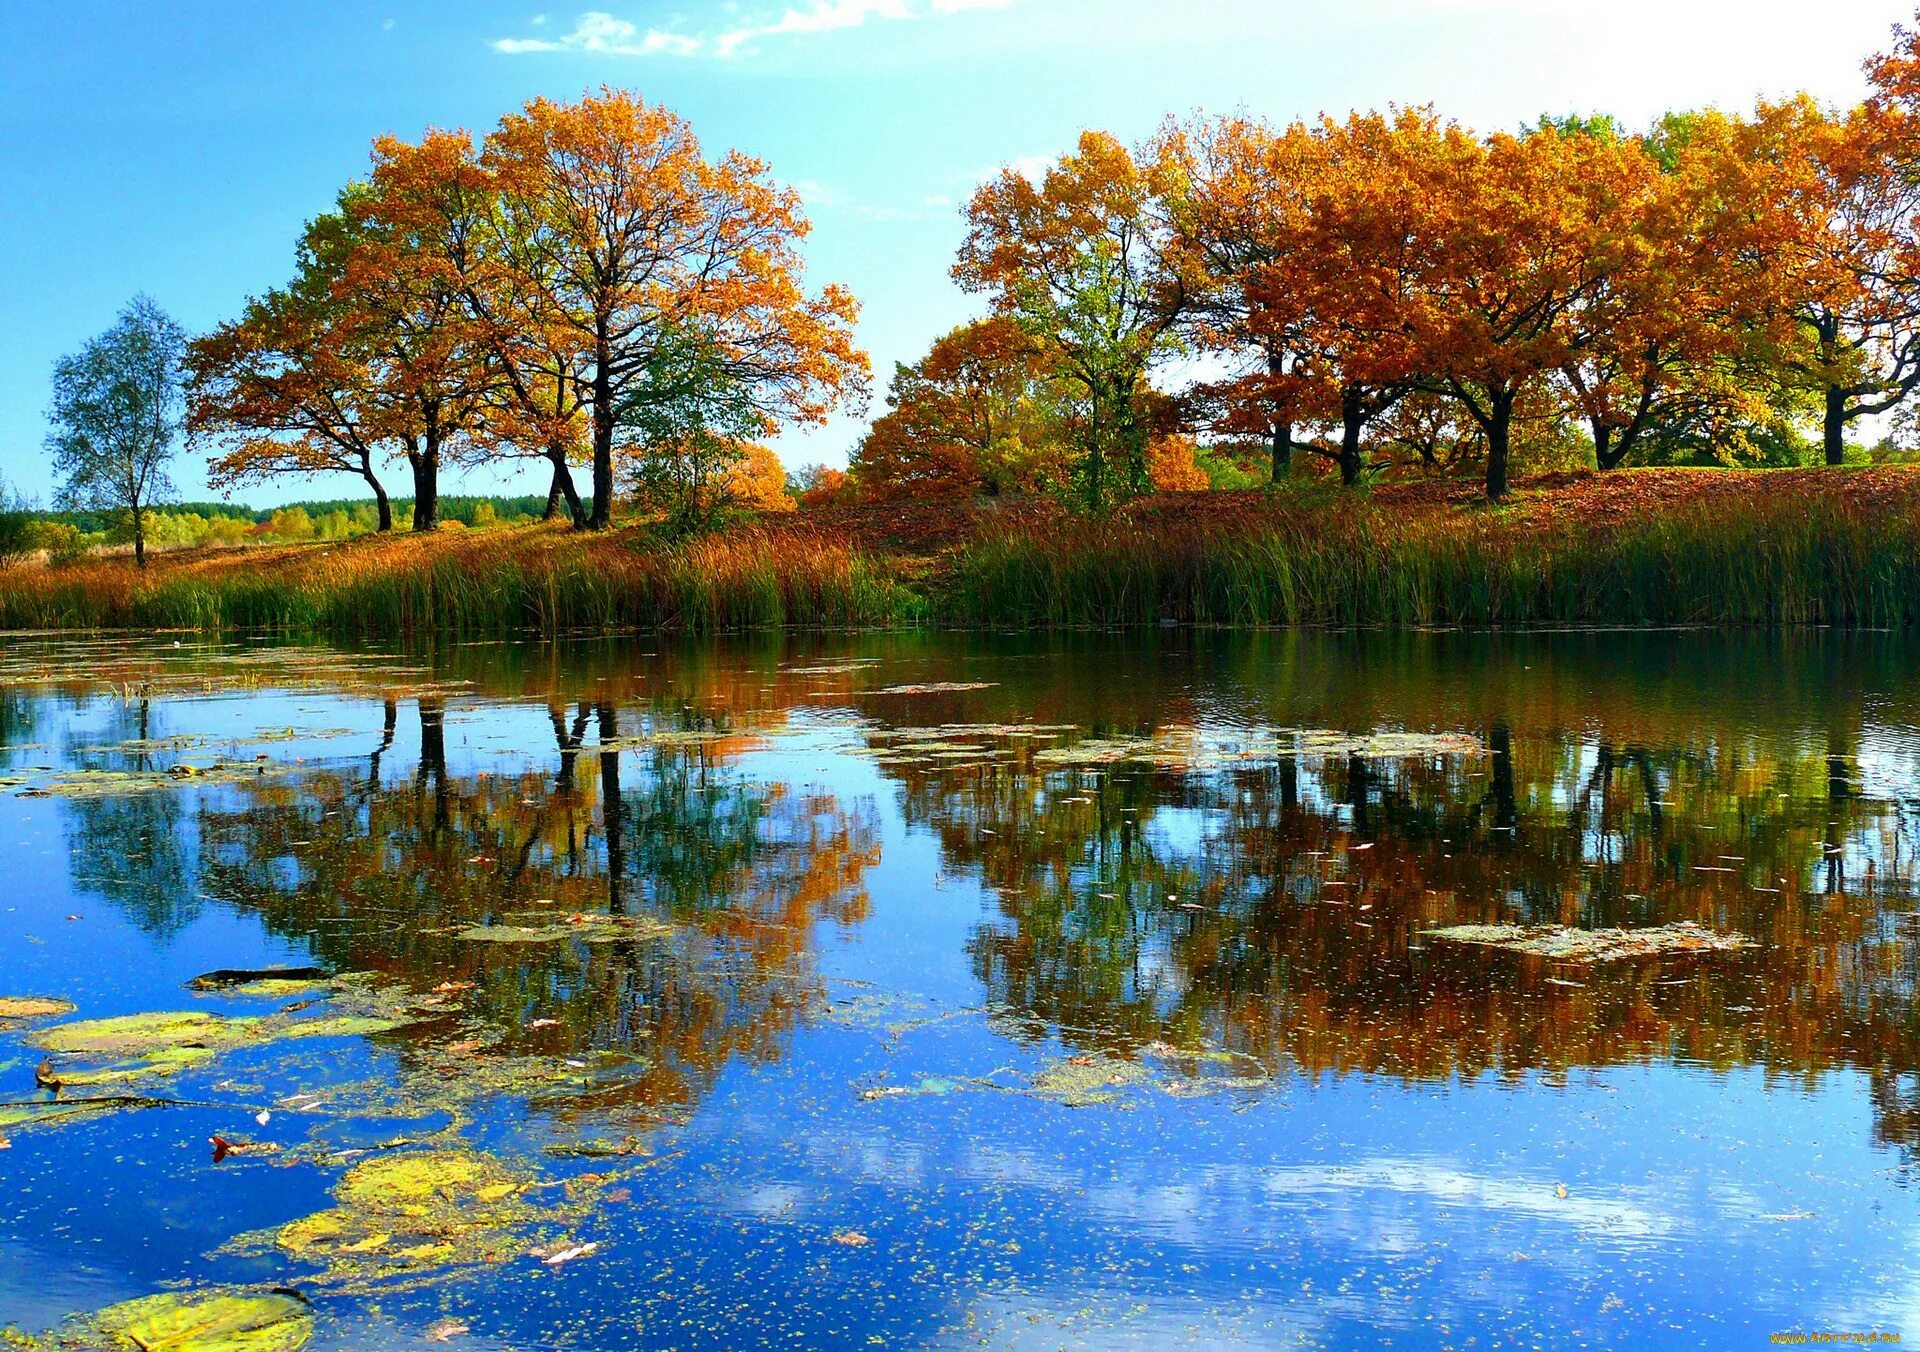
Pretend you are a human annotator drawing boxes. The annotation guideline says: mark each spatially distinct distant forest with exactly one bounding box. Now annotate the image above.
[31,495,550,534]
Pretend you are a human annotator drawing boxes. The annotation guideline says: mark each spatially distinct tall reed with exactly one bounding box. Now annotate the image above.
[0,526,927,635]
[4,474,1917,634]
[945,487,1920,628]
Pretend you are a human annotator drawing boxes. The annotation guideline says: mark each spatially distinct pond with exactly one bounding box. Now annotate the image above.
[0,629,1916,1349]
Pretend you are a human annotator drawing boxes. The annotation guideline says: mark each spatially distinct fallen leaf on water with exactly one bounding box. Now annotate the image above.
[830,1230,871,1247]
[1555,1184,1569,1199]
[426,1318,471,1342]
[445,1040,485,1056]
[433,982,475,994]
[527,1019,560,1030]
[210,1134,279,1163]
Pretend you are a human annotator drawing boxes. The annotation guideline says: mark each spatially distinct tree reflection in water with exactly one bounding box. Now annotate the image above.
[194,697,879,1122]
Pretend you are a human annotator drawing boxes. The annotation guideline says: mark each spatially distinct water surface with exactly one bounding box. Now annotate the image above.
[0,630,1915,1349]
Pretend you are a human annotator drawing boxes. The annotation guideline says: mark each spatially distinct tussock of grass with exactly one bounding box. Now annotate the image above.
[3,471,1918,634]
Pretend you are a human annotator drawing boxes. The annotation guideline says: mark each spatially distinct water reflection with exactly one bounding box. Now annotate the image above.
[10,630,1920,1346]
[190,697,878,1122]
[31,636,1920,1141]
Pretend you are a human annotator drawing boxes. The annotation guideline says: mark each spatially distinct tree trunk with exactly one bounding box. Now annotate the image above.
[1824,385,1848,466]
[363,466,394,532]
[1591,420,1622,472]
[1488,722,1517,837]
[1270,420,1292,481]
[132,499,147,568]
[1485,389,1515,500]
[546,448,587,527]
[589,346,614,530]
[410,451,439,532]
[1339,387,1365,486]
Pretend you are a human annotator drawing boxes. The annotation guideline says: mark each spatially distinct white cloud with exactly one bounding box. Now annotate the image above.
[492,11,702,57]
[493,0,1013,60]
[716,0,913,58]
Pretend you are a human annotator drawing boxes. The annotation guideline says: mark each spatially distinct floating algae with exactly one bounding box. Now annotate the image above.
[1033,728,1483,770]
[1029,1056,1149,1107]
[31,1010,269,1060]
[867,682,999,695]
[16,761,292,799]
[0,997,75,1026]
[25,987,428,1095]
[19,1286,315,1352]
[188,967,334,996]
[1423,920,1754,963]
[223,977,341,999]
[456,913,672,945]
[245,1148,618,1294]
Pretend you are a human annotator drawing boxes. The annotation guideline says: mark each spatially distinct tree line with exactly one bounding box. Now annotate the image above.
[851,16,1920,507]
[31,15,1920,567]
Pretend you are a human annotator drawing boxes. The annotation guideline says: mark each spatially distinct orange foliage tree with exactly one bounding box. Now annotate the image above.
[850,317,1069,499]
[1395,122,1667,497]
[360,129,587,525]
[187,212,400,531]
[1748,75,1920,463]
[476,90,866,528]
[189,186,497,532]
[1170,111,1445,485]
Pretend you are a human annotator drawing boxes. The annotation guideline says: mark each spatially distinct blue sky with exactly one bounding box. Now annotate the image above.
[1,0,1913,507]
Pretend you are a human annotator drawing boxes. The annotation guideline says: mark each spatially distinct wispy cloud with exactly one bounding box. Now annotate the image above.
[491,11,700,56]
[491,1,1014,60]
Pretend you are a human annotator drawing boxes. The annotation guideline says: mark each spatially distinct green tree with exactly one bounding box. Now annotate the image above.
[0,475,36,562]
[617,323,772,538]
[955,132,1188,511]
[45,296,187,567]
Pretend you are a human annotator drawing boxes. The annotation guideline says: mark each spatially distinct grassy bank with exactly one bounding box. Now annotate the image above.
[3,468,1918,634]
[0,526,924,635]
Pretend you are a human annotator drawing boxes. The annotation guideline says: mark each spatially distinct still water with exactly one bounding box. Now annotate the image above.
[0,630,1916,1349]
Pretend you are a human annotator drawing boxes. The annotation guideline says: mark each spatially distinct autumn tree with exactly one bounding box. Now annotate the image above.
[349,140,502,530]
[1160,115,1327,480]
[1403,123,1662,497]
[188,205,400,530]
[790,464,850,510]
[956,131,1187,511]
[1747,26,1920,464]
[46,296,186,567]
[1165,112,1432,485]
[849,317,1068,499]
[366,129,592,527]
[1540,111,1813,469]
[476,90,865,529]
